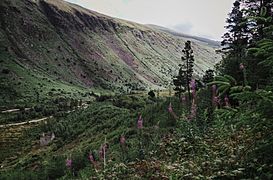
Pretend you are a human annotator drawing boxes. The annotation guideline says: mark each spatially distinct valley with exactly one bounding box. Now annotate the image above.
[0,0,221,107]
[0,0,272,179]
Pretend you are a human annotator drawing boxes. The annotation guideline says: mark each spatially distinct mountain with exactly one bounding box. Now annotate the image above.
[0,0,221,104]
[146,24,221,48]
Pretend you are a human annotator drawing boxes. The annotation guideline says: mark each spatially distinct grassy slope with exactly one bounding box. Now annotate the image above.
[1,91,272,179]
[0,0,221,106]
[0,48,102,107]
[0,0,110,107]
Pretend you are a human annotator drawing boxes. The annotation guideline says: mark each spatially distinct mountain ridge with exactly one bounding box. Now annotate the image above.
[0,0,221,103]
[146,24,221,48]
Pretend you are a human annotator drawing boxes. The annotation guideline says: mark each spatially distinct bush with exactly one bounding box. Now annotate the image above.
[1,68,10,74]
[71,152,89,176]
[0,170,41,180]
[44,155,66,179]
[96,95,112,102]
[113,96,147,110]
[148,90,155,98]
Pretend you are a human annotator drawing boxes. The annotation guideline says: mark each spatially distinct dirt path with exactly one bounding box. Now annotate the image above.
[1,108,31,113]
[0,103,89,128]
[1,109,20,113]
[0,116,53,128]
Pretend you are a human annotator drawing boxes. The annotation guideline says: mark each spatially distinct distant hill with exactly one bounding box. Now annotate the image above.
[0,0,221,103]
[146,24,221,48]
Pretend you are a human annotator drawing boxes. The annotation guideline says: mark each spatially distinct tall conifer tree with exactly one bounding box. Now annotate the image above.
[220,0,249,83]
[173,41,195,100]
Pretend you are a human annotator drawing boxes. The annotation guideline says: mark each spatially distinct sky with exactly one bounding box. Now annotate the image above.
[65,0,234,41]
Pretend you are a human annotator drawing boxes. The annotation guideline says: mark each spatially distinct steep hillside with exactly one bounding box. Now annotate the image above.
[0,0,221,104]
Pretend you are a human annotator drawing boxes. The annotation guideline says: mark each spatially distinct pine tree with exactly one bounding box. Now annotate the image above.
[173,64,187,96]
[202,69,214,85]
[220,0,249,83]
[244,0,273,87]
[241,0,273,41]
[173,41,195,100]
[220,0,273,88]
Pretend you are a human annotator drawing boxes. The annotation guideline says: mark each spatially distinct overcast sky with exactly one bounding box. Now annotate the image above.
[65,0,234,40]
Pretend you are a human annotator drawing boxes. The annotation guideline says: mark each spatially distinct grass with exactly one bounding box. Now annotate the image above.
[0,89,273,179]
[0,94,167,175]
[0,47,112,108]
[0,0,220,106]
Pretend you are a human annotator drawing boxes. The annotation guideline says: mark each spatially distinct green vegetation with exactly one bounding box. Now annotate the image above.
[173,40,195,99]
[1,86,272,179]
[0,0,273,179]
[0,0,221,107]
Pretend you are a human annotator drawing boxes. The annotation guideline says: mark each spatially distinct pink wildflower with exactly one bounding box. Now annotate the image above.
[99,144,107,160]
[88,152,97,169]
[99,149,103,159]
[168,102,178,120]
[214,96,219,103]
[213,96,221,107]
[66,158,72,168]
[239,63,244,70]
[88,153,95,164]
[212,85,218,107]
[190,79,196,90]
[212,85,217,95]
[190,79,197,99]
[224,96,230,107]
[120,135,126,145]
[168,102,173,113]
[137,114,143,129]
[191,103,197,114]
[188,102,197,121]
[180,95,186,103]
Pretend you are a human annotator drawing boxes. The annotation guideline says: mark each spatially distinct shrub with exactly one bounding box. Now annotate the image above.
[1,68,10,74]
[113,96,146,110]
[96,95,112,102]
[0,170,41,180]
[44,155,66,179]
[148,90,155,98]
[71,152,89,176]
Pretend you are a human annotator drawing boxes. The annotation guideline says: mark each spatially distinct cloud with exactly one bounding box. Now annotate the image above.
[65,0,234,40]
[122,0,131,4]
[172,22,193,34]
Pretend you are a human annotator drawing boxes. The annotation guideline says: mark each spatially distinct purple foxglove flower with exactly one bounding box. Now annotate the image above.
[212,85,217,95]
[190,79,196,91]
[213,96,221,106]
[212,85,218,107]
[66,158,72,168]
[224,96,230,107]
[180,95,186,103]
[137,114,143,129]
[192,89,196,99]
[99,149,103,160]
[168,102,173,113]
[240,63,244,70]
[120,135,126,145]
[89,153,95,164]
[190,103,197,119]
[99,144,107,160]
[214,96,218,103]
[190,80,197,99]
